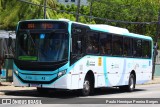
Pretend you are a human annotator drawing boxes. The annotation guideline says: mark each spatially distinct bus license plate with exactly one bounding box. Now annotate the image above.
[30,84,41,87]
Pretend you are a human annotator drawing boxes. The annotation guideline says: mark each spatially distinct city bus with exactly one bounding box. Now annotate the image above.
[13,19,153,96]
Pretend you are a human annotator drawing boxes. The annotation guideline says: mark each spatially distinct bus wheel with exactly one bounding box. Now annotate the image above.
[37,87,49,94]
[119,74,135,92]
[81,76,91,96]
[128,74,135,92]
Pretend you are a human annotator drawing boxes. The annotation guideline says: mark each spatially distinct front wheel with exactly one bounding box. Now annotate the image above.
[81,76,92,96]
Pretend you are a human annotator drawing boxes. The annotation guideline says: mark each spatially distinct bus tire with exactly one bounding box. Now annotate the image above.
[128,74,136,92]
[81,76,92,96]
[119,74,135,92]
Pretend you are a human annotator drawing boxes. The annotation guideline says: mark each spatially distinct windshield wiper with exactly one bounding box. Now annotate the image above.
[25,30,49,58]
[26,30,36,48]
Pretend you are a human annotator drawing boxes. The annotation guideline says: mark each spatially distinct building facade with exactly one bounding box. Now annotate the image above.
[57,0,89,6]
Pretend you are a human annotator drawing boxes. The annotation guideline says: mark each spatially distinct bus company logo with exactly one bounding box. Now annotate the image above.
[86,60,95,67]
[86,60,90,67]
[111,63,119,69]
[142,64,147,68]
[134,63,139,69]
[2,99,11,104]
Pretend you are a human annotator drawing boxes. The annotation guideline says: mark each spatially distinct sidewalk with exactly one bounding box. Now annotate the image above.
[0,77,160,95]
[0,82,35,95]
[144,77,160,84]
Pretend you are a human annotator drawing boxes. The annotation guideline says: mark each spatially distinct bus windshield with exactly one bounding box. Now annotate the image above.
[16,30,69,62]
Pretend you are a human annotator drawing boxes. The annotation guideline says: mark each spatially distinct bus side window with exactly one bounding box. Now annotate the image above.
[123,37,132,57]
[86,32,99,54]
[142,40,151,58]
[100,33,112,55]
[112,35,123,56]
[133,39,142,57]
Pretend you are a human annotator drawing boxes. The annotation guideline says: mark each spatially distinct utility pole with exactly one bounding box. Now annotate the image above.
[89,0,93,22]
[76,0,81,22]
[44,0,47,19]
[152,9,160,80]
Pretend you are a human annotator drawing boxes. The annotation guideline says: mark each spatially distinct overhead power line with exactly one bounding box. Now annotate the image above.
[18,0,158,25]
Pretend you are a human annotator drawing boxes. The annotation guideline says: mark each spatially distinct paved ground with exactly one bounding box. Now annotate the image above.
[0,78,160,107]
[0,77,160,96]
[0,83,160,106]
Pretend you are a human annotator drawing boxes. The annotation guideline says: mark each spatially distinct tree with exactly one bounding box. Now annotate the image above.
[0,0,94,30]
[0,0,58,29]
[90,0,160,37]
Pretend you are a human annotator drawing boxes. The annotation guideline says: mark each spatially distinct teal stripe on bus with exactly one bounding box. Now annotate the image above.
[103,57,108,86]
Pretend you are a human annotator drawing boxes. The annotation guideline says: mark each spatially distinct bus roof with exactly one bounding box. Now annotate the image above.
[87,24,152,40]
[125,33,152,40]
[18,19,70,23]
[89,24,129,35]
[18,19,152,40]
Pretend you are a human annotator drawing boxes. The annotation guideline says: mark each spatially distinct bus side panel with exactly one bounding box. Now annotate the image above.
[70,56,106,89]
[106,58,152,87]
[53,74,72,89]
[106,57,128,86]
[136,59,152,84]
[70,56,97,89]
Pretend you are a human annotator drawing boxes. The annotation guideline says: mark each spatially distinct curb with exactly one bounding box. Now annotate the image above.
[0,92,5,95]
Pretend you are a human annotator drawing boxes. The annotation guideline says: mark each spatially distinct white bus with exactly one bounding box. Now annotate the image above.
[13,19,153,96]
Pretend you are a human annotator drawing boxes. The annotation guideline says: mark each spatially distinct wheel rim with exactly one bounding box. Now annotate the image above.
[130,76,134,89]
[83,80,90,94]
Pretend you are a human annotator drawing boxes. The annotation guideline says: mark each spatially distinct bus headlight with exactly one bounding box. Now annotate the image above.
[58,70,66,78]
[14,70,19,75]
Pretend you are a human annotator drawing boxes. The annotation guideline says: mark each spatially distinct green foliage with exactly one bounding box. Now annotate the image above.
[90,0,160,38]
[0,0,94,30]
[0,0,160,40]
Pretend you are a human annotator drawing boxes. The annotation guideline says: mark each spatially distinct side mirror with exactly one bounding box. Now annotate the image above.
[77,41,81,50]
[8,36,12,47]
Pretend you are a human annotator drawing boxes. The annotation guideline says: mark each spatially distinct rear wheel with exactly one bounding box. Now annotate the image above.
[119,74,135,92]
[128,74,135,91]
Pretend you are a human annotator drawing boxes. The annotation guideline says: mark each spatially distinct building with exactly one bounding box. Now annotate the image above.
[0,30,16,82]
[57,0,89,6]
[0,30,15,58]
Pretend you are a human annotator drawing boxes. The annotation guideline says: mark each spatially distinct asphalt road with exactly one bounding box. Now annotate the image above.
[0,84,160,106]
